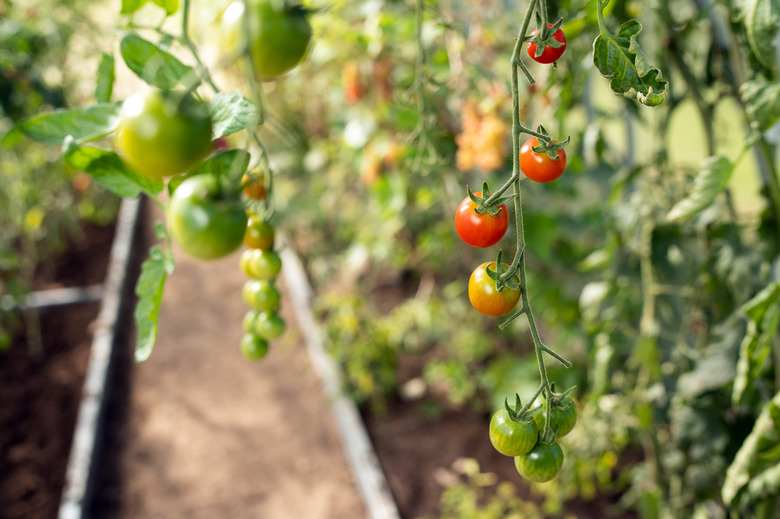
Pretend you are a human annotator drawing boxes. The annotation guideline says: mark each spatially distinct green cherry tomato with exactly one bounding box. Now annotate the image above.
[532,398,577,438]
[468,262,521,317]
[242,279,281,312]
[224,0,313,81]
[115,90,213,178]
[240,249,282,279]
[519,137,567,183]
[489,407,539,457]
[240,333,269,360]
[167,175,248,260]
[254,311,286,340]
[514,441,564,483]
[244,216,276,250]
[243,310,259,333]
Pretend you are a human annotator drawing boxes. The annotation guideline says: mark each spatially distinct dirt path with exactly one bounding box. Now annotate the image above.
[97,205,366,519]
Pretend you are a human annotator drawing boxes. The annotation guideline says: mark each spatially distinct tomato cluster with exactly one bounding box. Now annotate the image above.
[489,396,577,482]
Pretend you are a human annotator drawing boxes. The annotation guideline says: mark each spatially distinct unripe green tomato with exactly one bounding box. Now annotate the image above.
[242,279,281,312]
[244,216,275,250]
[240,248,282,279]
[114,90,213,178]
[240,333,269,360]
[167,175,248,260]
[243,310,259,333]
[254,311,285,340]
[489,407,539,457]
[514,441,564,483]
[532,398,577,438]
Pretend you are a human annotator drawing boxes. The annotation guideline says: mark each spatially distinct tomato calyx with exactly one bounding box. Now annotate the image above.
[486,250,521,292]
[533,385,578,442]
[503,393,536,424]
[467,182,515,217]
[525,19,566,60]
[529,125,570,161]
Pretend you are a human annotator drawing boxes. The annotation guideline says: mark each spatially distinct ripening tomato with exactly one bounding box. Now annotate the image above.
[244,216,275,250]
[514,441,564,482]
[454,192,509,248]
[115,90,213,178]
[489,407,539,456]
[240,248,282,280]
[519,137,567,183]
[527,24,567,64]
[242,170,266,200]
[468,262,521,317]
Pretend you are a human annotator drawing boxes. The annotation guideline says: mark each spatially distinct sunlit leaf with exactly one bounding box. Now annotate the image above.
[135,244,175,362]
[667,156,733,223]
[151,0,179,15]
[18,104,120,145]
[121,0,148,14]
[593,19,668,107]
[209,92,259,139]
[95,53,115,104]
[120,33,194,90]
[736,0,780,70]
[741,78,780,131]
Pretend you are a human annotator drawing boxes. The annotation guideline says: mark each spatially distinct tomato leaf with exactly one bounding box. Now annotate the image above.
[134,244,175,362]
[95,53,115,104]
[592,19,668,107]
[741,77,780,131]
[736,0,780,70]
[120,33,194,90]
[723,389,780,510]
[733,283,780,407]
[17,104,120,145]
[62,137,164,198]
[121,0,148,14]
[666,156,733,223]
[151,0,179,16]
[209,92,259,139]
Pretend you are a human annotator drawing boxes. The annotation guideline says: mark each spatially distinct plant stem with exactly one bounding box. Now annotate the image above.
[181,0,220,93]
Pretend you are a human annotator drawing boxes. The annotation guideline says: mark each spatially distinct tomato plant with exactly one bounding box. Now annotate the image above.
[526,24,566,64]
[532,397,577,438]
[519,137,567,183]
[114,90,213,178]
[468,262,521,317]
[454,192,508,248]
[489,405,538,457]
[514,441,564,483]
[244,216,275,250]
[167,175,247,260]
[242,170,267,200]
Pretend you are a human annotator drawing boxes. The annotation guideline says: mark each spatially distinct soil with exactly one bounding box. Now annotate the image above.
[0,221,116,519]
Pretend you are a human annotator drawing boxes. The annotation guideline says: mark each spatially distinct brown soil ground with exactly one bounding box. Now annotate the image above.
[89,204,366,519]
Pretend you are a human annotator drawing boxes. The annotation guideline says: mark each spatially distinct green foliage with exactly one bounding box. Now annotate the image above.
[134,239,175,362]
[119,34,194,90]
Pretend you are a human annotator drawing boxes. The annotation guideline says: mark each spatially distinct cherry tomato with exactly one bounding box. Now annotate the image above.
[468,262,521,317]
[240,333,269,360]
[224,0,313,81]
[489,407,539,456]
[240,249,282,279]
[514,441,564,483]
[454,192,509,248]
[167,175,247,260]
[532,398,577,438]
[519,137,567,183]
[527,25,567,64]
[242,170,266,200]
[243,310,259,333]
[254,311,286,340]
[242,279,281,312]
[244,216,275,250]
[115,90,213,178]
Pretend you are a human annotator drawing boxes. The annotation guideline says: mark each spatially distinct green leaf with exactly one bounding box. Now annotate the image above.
[209,92,259,139]
[723,390,780,509]
[190,149,251,180]
[733,283,780,407]
[121,0,148,14]
[134,244,175,362]
[667,156,733,223]
[737,0,780,70]
[741,78,780,132]
[120,33,194,90]
[151,0,179,15]
[17,104,120,145]
[592,19,668,107]
[95,53,115,104]
[63,137,164,198]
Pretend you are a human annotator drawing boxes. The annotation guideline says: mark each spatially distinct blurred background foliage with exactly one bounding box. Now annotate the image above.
[0,0,119,351]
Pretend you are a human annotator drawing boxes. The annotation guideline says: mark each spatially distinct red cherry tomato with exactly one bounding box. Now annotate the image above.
[519,137,567,183]
[454,192,509,248]
[527,24,567,64]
